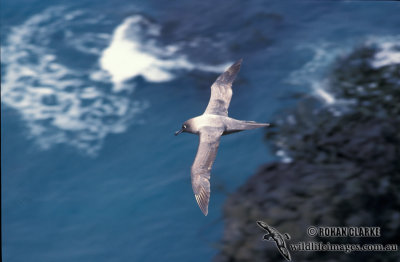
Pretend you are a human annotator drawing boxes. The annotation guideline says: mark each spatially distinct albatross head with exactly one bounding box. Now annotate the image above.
[175,119,195,135]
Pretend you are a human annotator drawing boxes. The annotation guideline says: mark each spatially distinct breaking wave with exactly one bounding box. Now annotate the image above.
[279,35,400,163]
[288,42,343,105]
[288,36,400,106]
[1,7,144,156]
[96,15,231,91]
[367,35,400,68]
[1,6,231,155]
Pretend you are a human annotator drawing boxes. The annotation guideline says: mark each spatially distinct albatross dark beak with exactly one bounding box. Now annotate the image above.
[175,129,183,136]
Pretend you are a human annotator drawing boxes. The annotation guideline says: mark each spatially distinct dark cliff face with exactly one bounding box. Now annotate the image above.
[215,44,400,262]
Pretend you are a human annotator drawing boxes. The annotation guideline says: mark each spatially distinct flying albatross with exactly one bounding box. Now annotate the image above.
[175,59,269,215]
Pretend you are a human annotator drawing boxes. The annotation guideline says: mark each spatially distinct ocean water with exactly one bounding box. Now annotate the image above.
[2,1,399,261]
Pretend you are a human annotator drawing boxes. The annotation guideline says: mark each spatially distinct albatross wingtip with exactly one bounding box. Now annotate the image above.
[223,59,242,77]
[195,191,209,216]
[234,58,243,66]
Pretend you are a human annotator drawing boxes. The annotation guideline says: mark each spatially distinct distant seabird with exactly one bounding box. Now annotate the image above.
[175,59,269,215]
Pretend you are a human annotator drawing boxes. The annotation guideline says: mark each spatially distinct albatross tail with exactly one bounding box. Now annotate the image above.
[223,119,269,135]
[240,121,270,130]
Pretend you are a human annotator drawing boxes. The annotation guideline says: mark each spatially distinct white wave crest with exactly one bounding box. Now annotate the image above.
[1,7,144,156]
[288,42,341,105]
[1,7,232,155]
[289,36,400,106]
[367,36,400,68]
[98,15,232,91]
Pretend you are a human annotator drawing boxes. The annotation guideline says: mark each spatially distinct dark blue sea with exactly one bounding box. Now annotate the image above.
[2,0,399,261]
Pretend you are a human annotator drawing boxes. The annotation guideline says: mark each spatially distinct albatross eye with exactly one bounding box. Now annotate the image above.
[183,124,187,129]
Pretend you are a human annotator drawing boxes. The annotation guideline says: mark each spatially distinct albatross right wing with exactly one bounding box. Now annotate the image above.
[204,59,242,116]
[191,128,223,215]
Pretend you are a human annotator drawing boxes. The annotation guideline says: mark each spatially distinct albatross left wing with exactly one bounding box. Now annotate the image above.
[191,128,223,215]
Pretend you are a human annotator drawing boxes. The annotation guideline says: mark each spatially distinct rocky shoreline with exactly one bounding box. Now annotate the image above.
[215,43,400,261]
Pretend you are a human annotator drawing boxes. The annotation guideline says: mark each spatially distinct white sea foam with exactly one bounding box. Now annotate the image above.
[312,81,335,105]
[98,15,231,91]
[288,43,341,105]
[289,36,400,106]
[282,36,399,163]
[367,36,400,68]
[1,7,144,155]
[1,7,231,155]
[276,150,292,164]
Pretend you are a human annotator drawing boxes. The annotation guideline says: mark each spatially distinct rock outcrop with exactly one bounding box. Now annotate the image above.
[215,44,400,262]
